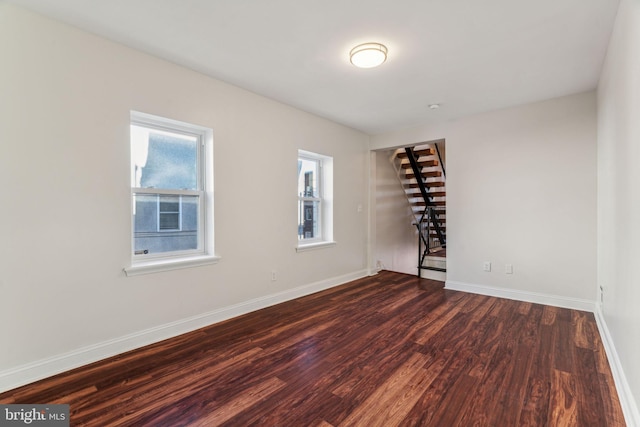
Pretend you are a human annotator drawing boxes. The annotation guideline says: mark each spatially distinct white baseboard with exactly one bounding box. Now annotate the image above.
[0,269,368,394]
[595,305,640,427]
[445,280,596,312]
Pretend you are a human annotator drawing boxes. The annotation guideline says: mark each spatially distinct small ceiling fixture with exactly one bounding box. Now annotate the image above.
[429,104,440,110]
[350,43,388,68]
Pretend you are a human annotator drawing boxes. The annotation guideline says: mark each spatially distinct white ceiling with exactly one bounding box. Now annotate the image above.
[8,0,620,134]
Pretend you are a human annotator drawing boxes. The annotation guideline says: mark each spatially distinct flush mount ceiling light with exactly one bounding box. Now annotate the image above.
[350,43,388,68]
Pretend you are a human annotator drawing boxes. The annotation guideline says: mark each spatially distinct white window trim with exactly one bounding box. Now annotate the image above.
[295,241,337,252]
[125,111,217,275]
[297,149,334,250]
[124,254,221,277]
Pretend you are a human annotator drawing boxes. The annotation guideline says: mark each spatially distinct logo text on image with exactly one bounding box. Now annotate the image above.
[1,405,69,426]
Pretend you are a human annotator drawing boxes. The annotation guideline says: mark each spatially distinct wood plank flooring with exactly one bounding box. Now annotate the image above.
[0,271,625,426]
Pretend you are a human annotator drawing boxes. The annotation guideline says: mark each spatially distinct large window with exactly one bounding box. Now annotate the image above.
[127,112,216,274]
[297,150,333,249]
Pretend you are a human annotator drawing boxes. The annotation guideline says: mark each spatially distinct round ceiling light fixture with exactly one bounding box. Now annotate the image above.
[350,43,388,68]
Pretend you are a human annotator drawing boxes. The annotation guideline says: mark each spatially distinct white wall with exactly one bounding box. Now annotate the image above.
[0,4,369,390]
[372,91,597,306]
[374,150,419,275]
[597,0,640,421]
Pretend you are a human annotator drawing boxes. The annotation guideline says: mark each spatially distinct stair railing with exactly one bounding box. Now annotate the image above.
[434,143,446,178]
[418,206,444,269]
[404,147,446,248]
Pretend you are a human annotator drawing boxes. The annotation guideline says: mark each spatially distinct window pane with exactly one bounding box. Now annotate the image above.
[298,200,320,240]
[159,198,180,213]
[133,193,199,254]
[159,213,179,230]
[131,125,198,190]
[159,195,180,230]
[298,158,319,198]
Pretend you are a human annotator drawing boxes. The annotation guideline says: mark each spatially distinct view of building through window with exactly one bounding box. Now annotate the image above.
[131,120,203,257]
[298,156,321,240]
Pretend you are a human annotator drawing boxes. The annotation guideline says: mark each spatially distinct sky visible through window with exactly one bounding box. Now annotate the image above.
[131,126,197,189]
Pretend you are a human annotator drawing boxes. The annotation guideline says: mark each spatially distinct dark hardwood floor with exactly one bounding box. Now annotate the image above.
[0,271,625,426]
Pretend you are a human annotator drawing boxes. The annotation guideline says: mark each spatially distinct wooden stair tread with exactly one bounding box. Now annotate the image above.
[404,182,445,189]
[405,171,442,178]
[400,160,438,169]
[407,191,446,198]
[396,148,434,158]
[412,201,446,206]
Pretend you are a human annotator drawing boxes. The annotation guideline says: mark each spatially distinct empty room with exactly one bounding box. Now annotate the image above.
[1,0,639,425]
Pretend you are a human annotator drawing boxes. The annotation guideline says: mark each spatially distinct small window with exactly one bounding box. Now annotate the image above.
[297,150,333,248]
[158,195,181,231]
[129,112,214,266]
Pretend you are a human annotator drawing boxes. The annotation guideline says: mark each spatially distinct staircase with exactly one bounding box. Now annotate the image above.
[393,141,446,277]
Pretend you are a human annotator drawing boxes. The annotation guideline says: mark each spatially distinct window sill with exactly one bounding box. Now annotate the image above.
[296,241,337,252]
[124,254,221,277]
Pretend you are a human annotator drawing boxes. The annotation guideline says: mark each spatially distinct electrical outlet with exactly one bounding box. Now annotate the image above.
[271,270,277,281]
[505,264,513,274]
[483,261,491,272]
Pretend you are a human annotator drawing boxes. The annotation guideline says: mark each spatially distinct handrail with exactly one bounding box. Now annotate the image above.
[434,143,446,178]
[404,147,446,247]
[418,206,446,271]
